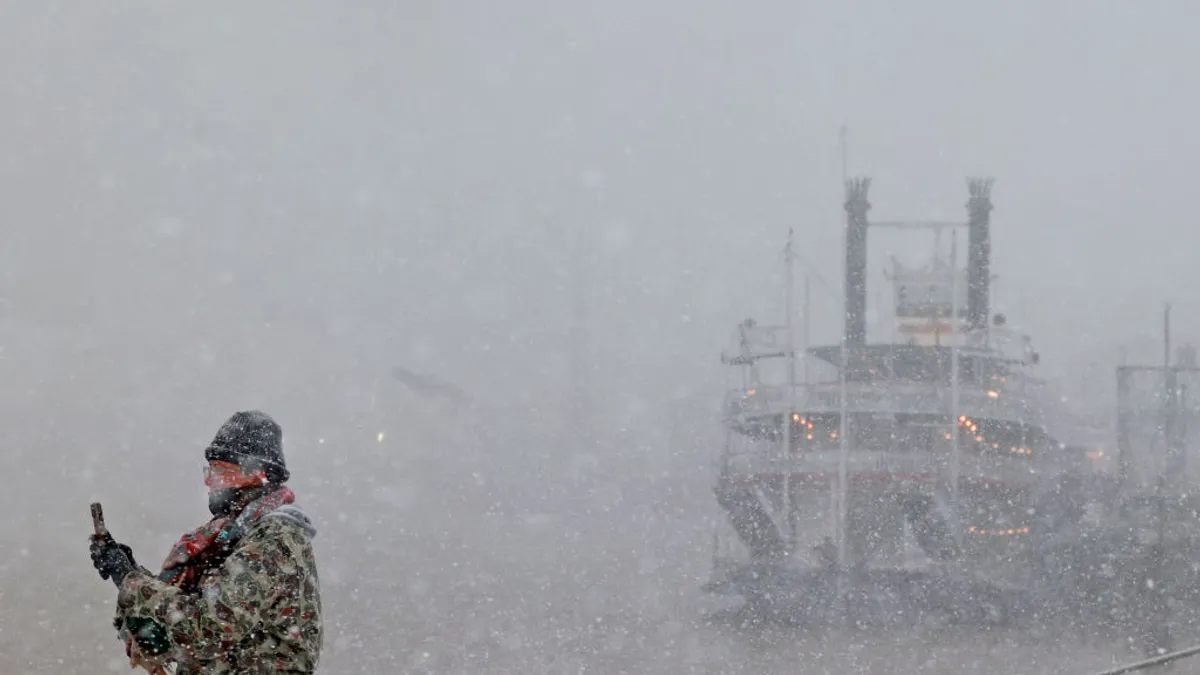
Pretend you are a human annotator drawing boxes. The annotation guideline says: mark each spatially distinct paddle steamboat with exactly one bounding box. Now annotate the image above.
[709,178,1079,594]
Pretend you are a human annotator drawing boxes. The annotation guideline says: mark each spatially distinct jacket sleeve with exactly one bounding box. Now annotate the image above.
[114,530,290,665]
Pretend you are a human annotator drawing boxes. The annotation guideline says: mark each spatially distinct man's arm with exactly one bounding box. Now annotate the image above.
[115,531,288,665]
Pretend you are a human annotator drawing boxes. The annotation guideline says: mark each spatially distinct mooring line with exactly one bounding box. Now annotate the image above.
[1088,643,1200,675]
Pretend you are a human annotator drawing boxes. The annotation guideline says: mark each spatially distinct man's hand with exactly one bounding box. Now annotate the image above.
[90,536,137,589]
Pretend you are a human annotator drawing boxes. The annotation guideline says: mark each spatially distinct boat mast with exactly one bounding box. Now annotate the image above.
[837,274,849,568]
[783,228,797,549]
[949,226,962,546]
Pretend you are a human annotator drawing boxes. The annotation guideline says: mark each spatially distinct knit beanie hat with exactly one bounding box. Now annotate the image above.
[204,410,289,483]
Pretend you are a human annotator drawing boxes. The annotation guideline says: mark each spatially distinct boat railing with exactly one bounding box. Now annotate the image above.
[720,425,1040,485]
[724,380,1044,427]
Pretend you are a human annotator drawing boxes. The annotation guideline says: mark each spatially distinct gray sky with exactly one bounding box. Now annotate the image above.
[4,1,1198,428]
[2,1,1200,494]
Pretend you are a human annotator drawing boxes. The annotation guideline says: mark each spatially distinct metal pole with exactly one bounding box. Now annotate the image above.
[569,217,589,458]
[1164,303,1181,477]
[1087,641,1200,675]
[837,263,850,568]
[783,230,796,550]
[1117,365,1132,489]
[949,227,961,546]
[804,276,812,386]
[786,231,797,406]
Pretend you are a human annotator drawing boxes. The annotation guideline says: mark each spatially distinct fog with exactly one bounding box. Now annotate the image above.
[2,1,1199,672]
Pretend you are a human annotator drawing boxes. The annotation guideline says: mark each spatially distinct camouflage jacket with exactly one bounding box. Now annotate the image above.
[113,506,322,674]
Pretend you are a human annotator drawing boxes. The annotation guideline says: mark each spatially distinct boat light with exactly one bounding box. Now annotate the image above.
[969,526,1031,536]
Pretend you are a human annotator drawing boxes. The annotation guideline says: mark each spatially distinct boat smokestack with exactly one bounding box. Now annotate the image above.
[966,178,994,332]
[843,177,871,346]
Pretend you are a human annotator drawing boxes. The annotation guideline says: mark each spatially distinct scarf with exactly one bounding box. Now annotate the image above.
[158,485,296,591]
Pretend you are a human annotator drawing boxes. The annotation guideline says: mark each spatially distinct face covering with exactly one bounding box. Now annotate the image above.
[208,487,240,516]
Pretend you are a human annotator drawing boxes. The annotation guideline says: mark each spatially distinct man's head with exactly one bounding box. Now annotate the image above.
[203,410,289,516]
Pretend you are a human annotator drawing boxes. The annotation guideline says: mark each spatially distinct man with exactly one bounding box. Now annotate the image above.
[90,410,323,673]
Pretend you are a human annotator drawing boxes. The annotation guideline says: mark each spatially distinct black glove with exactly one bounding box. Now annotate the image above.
[90,536,137,589]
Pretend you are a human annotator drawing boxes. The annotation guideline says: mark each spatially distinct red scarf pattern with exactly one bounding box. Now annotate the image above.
[158,486,295,590]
